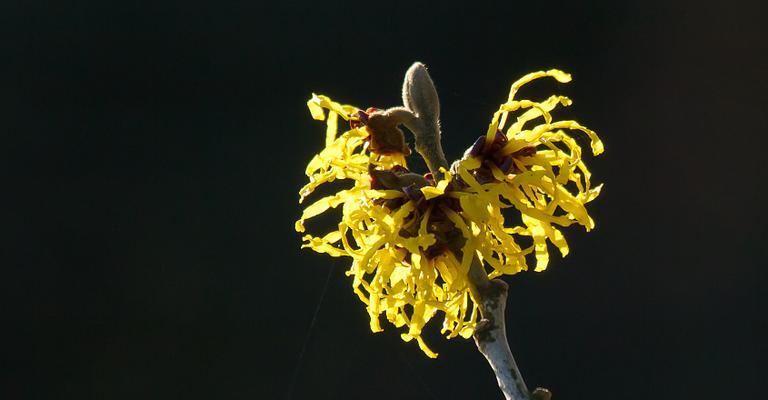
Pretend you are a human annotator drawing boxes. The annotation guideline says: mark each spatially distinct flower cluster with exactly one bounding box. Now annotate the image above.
[296,70,603,357]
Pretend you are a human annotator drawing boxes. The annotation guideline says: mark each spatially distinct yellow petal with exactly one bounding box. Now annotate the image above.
[307,95,325,120]
[325,111,338,147]
[416,336,438,358]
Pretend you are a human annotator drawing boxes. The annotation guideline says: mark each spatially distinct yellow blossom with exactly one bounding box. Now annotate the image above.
[296,69,603,357]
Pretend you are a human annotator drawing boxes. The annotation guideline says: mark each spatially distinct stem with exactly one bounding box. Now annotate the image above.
[468,258,552,400]
[389,108,448,178]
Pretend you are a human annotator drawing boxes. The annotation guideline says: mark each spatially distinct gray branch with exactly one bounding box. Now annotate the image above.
[468,258,551,400]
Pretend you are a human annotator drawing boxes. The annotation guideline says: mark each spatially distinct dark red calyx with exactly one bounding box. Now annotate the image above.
[349,109,371,129]
[349,108,381,129]
[390,165,410,174]
[513,146,537,157]
[402,184,424,202]
[488,129,508,153]
[369,165,430,193]
[498,155,514,174]
[474,166,495,184]
[365,112,411,155]
[445,197,462,212]
[465,135,486,157]
[424,243,448,259]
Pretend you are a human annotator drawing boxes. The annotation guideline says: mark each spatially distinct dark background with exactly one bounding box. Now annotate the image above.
[4,0,767,399]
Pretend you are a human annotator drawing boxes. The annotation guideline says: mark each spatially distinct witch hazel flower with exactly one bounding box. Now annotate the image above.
[295,61,603,400]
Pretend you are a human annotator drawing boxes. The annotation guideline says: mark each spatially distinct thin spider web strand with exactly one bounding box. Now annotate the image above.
[285,263,336,400]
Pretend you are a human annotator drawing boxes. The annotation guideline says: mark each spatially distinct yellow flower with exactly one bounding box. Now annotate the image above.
[296,70,603,358]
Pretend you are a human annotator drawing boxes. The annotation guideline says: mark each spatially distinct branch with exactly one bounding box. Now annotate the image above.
[468,258,552,400]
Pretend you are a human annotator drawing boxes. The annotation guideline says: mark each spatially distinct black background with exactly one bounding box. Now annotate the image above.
[4,0,767,399]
